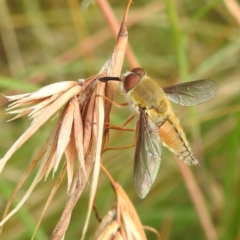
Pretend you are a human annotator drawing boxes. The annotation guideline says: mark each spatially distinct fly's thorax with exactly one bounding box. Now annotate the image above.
[146,105,171,125]
[124,73,173,124]
[139,78,172,122]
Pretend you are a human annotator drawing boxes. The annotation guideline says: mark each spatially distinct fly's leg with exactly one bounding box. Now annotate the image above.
[96,94,137,153]
[104,114,135,131]
[96,92,134,128]
[104,122,134,132]
[96,94,128,107]
[116,89,125,96]
[102,121,139,154]
[121,114,135,128]
[93,201,102,222]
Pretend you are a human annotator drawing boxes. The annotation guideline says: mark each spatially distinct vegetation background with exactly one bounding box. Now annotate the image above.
[0,0,239,239]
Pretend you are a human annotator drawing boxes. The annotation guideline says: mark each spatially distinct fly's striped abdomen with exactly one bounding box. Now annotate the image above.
[158,114,198,165]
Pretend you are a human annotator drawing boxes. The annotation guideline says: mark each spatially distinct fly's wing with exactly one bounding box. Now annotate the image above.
[134,108,162,199]
[163,79,218,106]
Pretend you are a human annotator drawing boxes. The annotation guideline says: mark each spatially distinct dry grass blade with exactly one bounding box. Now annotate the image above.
[0,158,51,226]
[81,81,105,240]
[101,0,131,149]
[28,93,63,120]
[49,0,132,236]
[31,164,67,240]
[82,86,96,155]
[95,220,120,240]
[54,102,74,173]
[117,186,146,240]
[143,226,162,240]
[72,96,87,179]
[100,164,147,240]
[0,143,47,234]
[0,84,82,172]
[0,75,98,233]
[96,0,139,68]
[65,124,77,193]
[94,209,118,239]
[27,81,78,99]
[224,0,240,25]
[42,125,61,180]
[80,1,132,238]
[0,119,66,226]
[176,159,218,240]
[51,144,96,239]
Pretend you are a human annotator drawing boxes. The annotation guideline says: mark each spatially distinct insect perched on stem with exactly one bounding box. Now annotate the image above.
[99,68,218,198]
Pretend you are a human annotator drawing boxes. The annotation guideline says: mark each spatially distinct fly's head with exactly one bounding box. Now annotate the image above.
[122,68,146,94]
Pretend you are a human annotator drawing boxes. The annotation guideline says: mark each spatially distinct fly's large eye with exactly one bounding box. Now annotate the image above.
[122,73,141,93]
[131,68,146,78]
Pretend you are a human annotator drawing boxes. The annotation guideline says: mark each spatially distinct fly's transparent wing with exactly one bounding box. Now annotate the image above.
[134,108,162,199]
[163,79,218,106]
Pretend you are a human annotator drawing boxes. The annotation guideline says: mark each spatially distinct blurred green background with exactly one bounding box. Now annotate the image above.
[0,0,239,239]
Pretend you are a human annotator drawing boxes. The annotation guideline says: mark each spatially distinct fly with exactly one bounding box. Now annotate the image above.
[99,68,218,198]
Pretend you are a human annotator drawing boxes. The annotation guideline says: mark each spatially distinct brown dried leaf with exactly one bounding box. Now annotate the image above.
[54,102,74,173]
[52,144,96,239]
[101,0,130,147]
[116,186,146,240]
[95,221,120,240]
[6,109,32,122]
[82,86,96,154]
[224,0,240,25]
[65,127,77,192]
[4,93,31,101]
[79,1,132,237]
[94,209,116,239]
[43,126,60,180]
[28,93,63,118]
[72,96,87,179]
[29,107,52,121]
[0,85,82,172]
[100,164,147,240]
[143,226,162,240]
[7,108,33,115]
[7,98,43,108]
[24,81,78,100]
[81,81,105,240]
